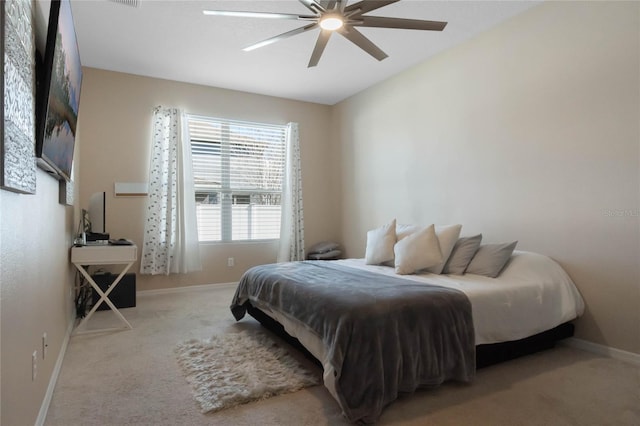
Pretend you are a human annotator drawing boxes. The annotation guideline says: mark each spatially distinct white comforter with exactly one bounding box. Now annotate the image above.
[335,250,585,345]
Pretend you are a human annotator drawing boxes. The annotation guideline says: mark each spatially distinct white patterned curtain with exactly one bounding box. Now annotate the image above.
[141,106,202,275]
[277,122,305,262]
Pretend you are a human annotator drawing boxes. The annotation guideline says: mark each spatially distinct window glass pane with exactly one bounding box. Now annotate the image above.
[192,141,221,190]
[195,191,219,204]
[196,204,221,241]
[251,203,281,239]
[232,194,250,205]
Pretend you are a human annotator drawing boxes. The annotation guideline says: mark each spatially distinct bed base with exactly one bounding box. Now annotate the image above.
[475,322,574,367]
[246,303,575,369]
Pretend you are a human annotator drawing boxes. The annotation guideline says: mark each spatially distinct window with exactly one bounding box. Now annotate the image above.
[188,115,286,242]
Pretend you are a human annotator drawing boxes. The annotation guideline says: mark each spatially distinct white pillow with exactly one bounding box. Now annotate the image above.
[394,225,443,275]
[365,219,397,265]
[380,223,420,266]
[425,224,463,274]
[396,223,420,241]
[395,223,462,274]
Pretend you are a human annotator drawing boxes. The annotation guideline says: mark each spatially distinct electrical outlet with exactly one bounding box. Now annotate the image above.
[32,351,37,381]
[42,333,48,360]
[227,257,235,267]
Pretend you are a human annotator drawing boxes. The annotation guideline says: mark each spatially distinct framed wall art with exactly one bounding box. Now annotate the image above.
[1,0,37,194]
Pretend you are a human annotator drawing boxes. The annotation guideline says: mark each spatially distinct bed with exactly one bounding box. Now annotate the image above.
[230,250,585,423]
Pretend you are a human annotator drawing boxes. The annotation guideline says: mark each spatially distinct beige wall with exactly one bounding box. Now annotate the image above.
[0,170,77,425]
[78,68,339,291]
[333,1,640,354]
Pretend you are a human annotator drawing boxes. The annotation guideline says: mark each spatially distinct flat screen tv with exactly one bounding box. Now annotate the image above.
[35,0,82,181]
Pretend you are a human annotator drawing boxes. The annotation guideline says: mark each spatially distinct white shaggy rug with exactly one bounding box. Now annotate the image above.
[175,328,321,414]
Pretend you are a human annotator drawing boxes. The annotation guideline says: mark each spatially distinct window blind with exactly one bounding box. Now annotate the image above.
[187,115,286,242]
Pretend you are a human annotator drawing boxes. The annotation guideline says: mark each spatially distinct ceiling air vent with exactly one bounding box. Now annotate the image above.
[108,0,140,8]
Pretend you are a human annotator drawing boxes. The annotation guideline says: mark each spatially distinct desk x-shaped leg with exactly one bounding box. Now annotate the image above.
[73,262,134,335]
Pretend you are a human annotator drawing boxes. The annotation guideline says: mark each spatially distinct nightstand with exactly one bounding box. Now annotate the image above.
[71,244,137,334]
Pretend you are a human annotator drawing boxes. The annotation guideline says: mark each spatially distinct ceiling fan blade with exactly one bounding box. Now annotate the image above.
[243,23,319,52]
[308,30,333,68]
[357,16,447,31]
[320,0,344,11]
[298,0,324,14]
[337,26,388,61]
[203,10,316,20]
[345,0,400,16]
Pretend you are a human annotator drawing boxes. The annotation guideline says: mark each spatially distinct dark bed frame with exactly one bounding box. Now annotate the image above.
[246,303,575,369]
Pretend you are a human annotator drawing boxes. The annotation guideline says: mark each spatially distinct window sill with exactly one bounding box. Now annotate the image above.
[198,239,279,246]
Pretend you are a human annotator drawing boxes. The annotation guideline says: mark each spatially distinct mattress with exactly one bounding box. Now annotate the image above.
[335,250,585,345]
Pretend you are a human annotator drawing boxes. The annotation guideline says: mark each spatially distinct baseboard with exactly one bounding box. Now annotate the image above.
[137,282,238,297]
[35,319,75,426]
[562,338,640,366]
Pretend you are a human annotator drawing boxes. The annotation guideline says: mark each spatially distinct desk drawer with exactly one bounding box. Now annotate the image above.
[71,245,137,264]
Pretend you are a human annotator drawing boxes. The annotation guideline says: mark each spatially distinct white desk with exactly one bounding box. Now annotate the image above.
[71,245,137,334]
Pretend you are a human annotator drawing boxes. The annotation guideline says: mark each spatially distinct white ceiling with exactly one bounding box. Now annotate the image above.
[35,1,540,105]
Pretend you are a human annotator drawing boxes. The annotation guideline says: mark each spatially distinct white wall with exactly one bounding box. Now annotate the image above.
[333,1,640,354]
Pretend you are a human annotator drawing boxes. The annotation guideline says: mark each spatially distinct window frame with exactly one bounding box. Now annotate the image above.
[187,114,287,243]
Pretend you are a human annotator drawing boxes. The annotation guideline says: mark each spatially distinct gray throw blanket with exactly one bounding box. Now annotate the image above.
[231,261,475,423]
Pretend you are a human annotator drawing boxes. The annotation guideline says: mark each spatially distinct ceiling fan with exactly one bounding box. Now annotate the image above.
[203,0,447,67]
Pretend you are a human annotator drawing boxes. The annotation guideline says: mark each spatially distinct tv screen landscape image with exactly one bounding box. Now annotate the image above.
[36,0,82,181]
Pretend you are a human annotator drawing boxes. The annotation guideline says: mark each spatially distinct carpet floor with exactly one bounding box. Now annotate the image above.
[45,284,639,426]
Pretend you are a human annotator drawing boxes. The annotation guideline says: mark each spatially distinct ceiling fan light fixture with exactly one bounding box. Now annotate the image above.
[204,1,448,66]
[319,15,344,31]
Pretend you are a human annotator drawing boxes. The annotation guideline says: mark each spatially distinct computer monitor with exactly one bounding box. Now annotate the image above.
[87,191,106,235]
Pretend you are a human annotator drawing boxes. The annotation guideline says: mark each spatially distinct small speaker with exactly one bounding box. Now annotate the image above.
[91,273,136,310]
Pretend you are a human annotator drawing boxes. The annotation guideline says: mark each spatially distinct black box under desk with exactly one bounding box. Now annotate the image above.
[90,272,136,310]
